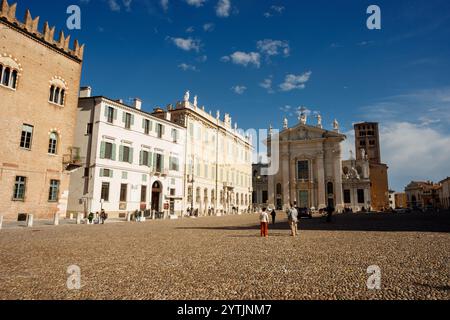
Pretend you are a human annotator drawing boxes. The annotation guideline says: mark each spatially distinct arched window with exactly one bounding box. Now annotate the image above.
[48,77,67,106]
[11,70,17,89]
[2,67,10,86]
[49,85,55,102]
[48,132,58,154]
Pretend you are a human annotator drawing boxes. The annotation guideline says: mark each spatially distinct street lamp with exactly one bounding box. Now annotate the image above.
[188,155,195,216]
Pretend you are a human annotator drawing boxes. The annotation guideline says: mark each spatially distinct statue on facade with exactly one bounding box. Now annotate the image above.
[283,117,288,129]
[349,150,354,160]
[360,148,366,160]
[299,106,308,125]
[317,114,323,128]
[183,90,190,102]
[269,125,273,136]
[193,95,198,107]
[333,119,339,131]
[216,110,220,119]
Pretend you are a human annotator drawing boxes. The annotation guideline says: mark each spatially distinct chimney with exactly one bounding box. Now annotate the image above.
[79,86,92,98]
[133,98,142,110]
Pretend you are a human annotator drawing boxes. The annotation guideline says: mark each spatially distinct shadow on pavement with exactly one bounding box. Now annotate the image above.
[176,212,450,233]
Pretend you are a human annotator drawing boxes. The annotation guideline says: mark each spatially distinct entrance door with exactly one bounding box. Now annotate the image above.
[298,190,309,208]
[151,181,162,212]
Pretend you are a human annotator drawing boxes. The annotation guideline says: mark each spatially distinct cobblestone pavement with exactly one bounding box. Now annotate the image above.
[0,212,449,300]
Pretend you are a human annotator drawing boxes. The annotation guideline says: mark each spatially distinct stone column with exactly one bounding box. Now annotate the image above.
[0,215,3,230]
[317,154,326,209]
[76,213,82,225]
[281,154,290,208]
[53,213,59,226]
[26,214,34,227]
[290,158,297,206]
[334,148,344,212]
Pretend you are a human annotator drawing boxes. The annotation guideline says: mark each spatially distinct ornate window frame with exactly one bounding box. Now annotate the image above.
[48,76,68,107]
[0,53,22,90]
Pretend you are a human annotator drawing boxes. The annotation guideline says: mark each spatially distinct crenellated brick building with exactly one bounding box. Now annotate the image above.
[0,0,84,220]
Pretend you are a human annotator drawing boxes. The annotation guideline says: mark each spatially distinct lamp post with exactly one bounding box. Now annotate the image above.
[188,155,195,216]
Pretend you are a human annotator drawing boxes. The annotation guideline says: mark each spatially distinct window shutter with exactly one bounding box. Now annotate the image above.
[139,150,143,166]
[153,153,157,169]
[142,119,145,129]
[119,146,124,162]
[111,144,117,161]
[122,112,126,123]
[129,148,134,164]
[131,115,135,126]
[114,109,118,120]
[100,168,104,177]
[161,154,165,170]
[104,107,108,118]
[110,170,114,178]
[148,152,153,168]
[162,125,165,136]
[100,142,106,159]
[149,121,153,132]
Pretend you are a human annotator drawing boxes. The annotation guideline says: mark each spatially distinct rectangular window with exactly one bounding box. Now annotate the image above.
[48,180,60,202]
[170,188,176,196]
[141,151,150,167]
[344,189,351,204]
[104,142,114,160]
[297,160,309,181]
[20,124,33,149]
[156,123,164,138]
[120,184,128,202]
[143,119,151,135]
[141,185,147,203]
[86,123,93,135]
[125,113,132,129]
[357,189,365,204]
[13,176,27,200]
[100,168,112,178]
[107,107,114,123]
[170,156,179,171]
[171,129,178,142]
[122,146,131,163]
[101,182,110,202]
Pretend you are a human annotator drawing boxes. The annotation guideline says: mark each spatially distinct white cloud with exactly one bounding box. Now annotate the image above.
[203,23,215,32]
[167,37,202,52]
[216,0,231,17]
[221,51,260,68]
[108,0,120,11]
[197,55,208,62]
[264,5,285,18]
[257,39,290,57]
[160,0,169,12]
[279,72,312,91]
[122,0,132,11]
[231,85,247,95]
[260,77,274,93]
[186,26,195,33]
[232,86,246,95]
[185,0,206,7]
[178,63,198,72]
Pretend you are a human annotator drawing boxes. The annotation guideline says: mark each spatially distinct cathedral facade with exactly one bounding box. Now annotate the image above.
[267,112,346,212]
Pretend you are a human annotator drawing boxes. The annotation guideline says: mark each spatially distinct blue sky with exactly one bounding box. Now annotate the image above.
[20,0,450,190]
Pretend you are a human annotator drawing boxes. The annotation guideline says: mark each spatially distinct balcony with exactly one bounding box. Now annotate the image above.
[223,181,234,189]
[63,147,83,171]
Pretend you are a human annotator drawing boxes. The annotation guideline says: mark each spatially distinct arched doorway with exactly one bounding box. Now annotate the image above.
[151,181,162,212]
[276,183,282,210]
[327,182,335,208]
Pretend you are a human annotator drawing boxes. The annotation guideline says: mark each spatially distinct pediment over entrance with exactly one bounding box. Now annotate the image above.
[278,123,346,142]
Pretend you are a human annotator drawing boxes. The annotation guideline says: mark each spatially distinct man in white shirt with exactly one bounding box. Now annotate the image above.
[287,204,299,237]
[259,208,270,238]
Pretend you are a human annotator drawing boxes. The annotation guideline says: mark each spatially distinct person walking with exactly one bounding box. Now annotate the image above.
[270,208,277,225]
[287,204,299,236]
[100,209,108,224]
[260,208,269,238]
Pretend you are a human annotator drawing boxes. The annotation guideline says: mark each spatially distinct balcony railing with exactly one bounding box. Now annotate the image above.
[63,147,83,171]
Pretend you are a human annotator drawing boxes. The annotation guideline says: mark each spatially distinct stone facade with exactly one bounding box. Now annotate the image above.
[252,162,269,209]
[267,114,346,212]
[0,0,83,220]
[354,122,389,211]
[341,157,371,212]
[405,181,441,209]
[438,177,449,210]
[68,91,186,218]
[153,93,253,216]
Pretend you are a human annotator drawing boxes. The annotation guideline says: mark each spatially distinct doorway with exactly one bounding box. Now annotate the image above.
[151,181,162,212]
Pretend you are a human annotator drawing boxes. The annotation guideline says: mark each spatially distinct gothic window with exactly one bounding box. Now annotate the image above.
[0,54,22,90]
[48,132,58,154]
[49,77,67,106]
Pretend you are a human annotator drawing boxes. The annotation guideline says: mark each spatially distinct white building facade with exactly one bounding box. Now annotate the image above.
[341,156,372,212]
[68,88,186,218]
[153,93,253,216]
